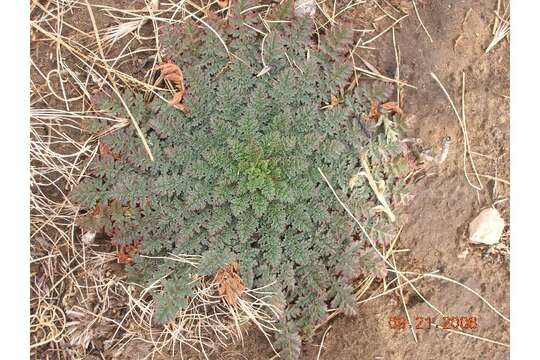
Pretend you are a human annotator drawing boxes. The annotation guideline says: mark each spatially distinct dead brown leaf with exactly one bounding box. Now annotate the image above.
[213,261,245,305]
[217,0,229,8]
[98,142,121,160]
[369,100,380,120]
[157,60,187,112]
[116,242,140,264]
[99,142,110,157]
[381,101,404,116]
[330,95,339,107]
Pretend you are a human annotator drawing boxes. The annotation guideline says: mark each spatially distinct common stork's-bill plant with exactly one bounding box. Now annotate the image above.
[71,1,409,358]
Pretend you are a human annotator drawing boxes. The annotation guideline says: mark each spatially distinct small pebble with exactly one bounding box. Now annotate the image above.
[82,231,96,244]
[294,0,316,17]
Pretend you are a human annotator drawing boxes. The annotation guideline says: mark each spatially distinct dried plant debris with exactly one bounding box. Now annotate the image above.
[70,1,410,358]
[214,261,246,305]
[381,101,403,116]
[157,60,187,112]
[116,242,140,264]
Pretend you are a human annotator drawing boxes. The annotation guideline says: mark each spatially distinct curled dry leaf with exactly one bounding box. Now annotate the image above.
[381,101,404,116]
[157,60,187,112]
[217,0,229,9]
[213,261,245,305]
[369,100,380,120]
[116,242,140,264]
[330,95,339,107]
[99,142,110,157]
[99,142,120,160]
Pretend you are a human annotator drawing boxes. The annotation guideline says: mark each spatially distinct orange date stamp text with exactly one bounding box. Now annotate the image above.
[388,315,478,331]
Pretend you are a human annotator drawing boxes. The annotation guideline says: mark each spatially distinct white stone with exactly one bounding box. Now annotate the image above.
[82,231,96,244]
[468,208,505,245]
[294,0,316,17]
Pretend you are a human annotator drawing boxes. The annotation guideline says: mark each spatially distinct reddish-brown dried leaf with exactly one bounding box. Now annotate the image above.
[116,242,140,264]
[99,142,110,157]
[90,204,103,216]
[169,91,187,112]
[381,101,404,116]
[116,251,131,264]
[213,261,245,305]
[157,61,187,112]
[369,100,380,120]
[158,62,184,89]
[217,0,229,8]
[99,142,120,160]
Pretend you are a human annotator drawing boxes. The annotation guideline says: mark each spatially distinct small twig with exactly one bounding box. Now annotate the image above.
[392,254,417,343]
[432,323,509,348]
[374,0,397,21]
[468,174,510,185]
[316,325,332,360]
[391,27,401,105]
[424,273,509,322]
[431,72,483,191]
[412,0,433,43]
[354,67,417,89]
[363,14,409,45]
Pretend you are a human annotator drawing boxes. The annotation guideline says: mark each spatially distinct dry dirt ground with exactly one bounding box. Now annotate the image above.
[30,0,509,359]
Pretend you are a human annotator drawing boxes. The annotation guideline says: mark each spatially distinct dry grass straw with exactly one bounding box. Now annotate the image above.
[30,1,388,356]
[486,0,509,53]
[362,13,408,45]
[316,325,332,360]
[84,0,155,161]
[315,0,367,29]
[391,27,402,108]
[431,71,484,191]
[317,0,417,91]
[30,1,282,358]
[29,114,281,359]
[353,67,416,89]
[412,0,433,43]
